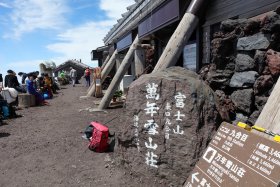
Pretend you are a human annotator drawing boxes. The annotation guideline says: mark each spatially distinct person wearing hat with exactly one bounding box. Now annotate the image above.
[4,70,25,93]
[5,70,19,88]
[18,72,27,85]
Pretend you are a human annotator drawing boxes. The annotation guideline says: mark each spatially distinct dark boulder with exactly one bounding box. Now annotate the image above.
[253,75,274,95]
[255,96,269,110]
[261,12,280,33]
[271,33,280,53]
[231,89,254,114]
[220,19,247,32]
[275,6,280,15]
[117,67,221,186]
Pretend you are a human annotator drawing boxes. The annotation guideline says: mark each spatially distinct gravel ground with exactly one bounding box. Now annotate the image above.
[0,84,149,187]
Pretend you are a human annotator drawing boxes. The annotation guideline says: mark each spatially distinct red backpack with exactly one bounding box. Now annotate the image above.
[88,122,109,152]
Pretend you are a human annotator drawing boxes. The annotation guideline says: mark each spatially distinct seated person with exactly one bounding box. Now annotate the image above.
[43,73,53,99]
[35,75,45,93]
[5,70,25,93]
[26,73,48,106]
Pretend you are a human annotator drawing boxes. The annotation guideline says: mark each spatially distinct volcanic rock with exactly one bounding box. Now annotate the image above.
[266,49,280,77]
[253,75,274,95]
[254,50,266,74]
[237,33,270,50]
[235,52,255,72]
[231,89,254,114]
[230,71,259,88]
[117,67,221,186]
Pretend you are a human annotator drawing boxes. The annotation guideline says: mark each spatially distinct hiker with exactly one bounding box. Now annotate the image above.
[0,74,3,91]
[26,73,48,106]
[84,67,91,87]
[18,72,27,85]
[43,73,53,99]
[35,74,45,93]
[4,70,25,93]
[69,67,77,87]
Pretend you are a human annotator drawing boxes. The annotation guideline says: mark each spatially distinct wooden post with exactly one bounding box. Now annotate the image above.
[134,48,145,77]
[86,50,118,97]
[101,54,111,70]
[98,35,139,109]
[152,0,205,72]
[254,78,280,139]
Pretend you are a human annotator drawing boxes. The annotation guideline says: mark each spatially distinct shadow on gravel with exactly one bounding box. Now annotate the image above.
[0,132,10,138]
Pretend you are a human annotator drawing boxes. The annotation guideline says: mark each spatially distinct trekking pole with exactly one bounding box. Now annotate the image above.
[103,116,119,125]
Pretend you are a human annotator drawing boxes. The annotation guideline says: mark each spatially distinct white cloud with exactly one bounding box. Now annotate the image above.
[100,0,135,19]
[4,0,69,39]
[46,0,135,67]
[0,2,11,8]
[47,20,115,66]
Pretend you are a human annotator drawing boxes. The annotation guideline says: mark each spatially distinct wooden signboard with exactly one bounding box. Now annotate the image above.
[185,122,280,187]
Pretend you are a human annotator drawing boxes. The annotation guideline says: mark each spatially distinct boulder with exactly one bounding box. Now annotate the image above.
[117,67,221,186]
[220,19,260,35]
[271,32,280,52]
[237,33,270,50]
[254,50,266,74]
[253,75,274,95]
[230,71,259,88]
[261,12,280,33]
[211,33,237,66]
[215,90,236,122]
[231,89,254,114]
[220,19,247,32]
[276,6,280,15]
[235,52,255,72]
[248,110,261,125]
[255,96,269,110]
[207,70,234,90]
[266,49,280,77]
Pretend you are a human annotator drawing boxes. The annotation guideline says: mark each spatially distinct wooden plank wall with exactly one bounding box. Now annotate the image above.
[204,0,280,26]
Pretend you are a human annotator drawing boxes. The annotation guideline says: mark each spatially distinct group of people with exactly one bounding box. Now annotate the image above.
[0,69,61,123]
[68,67,91,87]
[0,66,92,124]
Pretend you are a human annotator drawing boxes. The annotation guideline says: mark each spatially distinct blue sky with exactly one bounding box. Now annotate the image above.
[0,0,134,77]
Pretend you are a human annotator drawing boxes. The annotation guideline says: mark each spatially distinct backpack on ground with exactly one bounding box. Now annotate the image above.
[88,122,109,152]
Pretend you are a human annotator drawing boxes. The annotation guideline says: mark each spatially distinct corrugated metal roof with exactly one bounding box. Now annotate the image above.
[103,0,167,45]
[54,60,91,72]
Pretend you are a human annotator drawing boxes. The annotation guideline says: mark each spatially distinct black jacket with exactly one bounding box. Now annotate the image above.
[21,73,27,84]
[4,74,20,88]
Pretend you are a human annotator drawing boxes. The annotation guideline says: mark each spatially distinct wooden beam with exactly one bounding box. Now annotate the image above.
[152,0,205,72]
[98,35,139,109]
[254,77,280,139]
[134,48,146,77]
[101,54,111,71]
[86,50,118,97]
